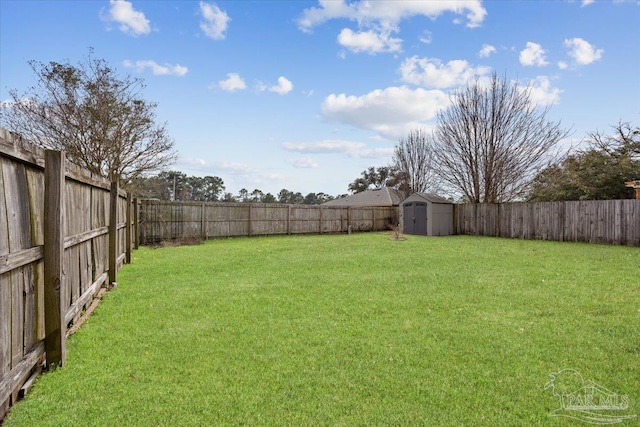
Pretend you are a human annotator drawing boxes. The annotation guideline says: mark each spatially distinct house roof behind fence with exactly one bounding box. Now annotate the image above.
[322,187,405,207]
[402,193,454,204]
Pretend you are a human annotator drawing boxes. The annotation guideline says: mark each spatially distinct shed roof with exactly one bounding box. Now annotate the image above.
[322,187,404,207]
[401,192,453,204]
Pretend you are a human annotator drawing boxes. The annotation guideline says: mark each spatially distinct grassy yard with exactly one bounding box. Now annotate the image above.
[4,234,639,426]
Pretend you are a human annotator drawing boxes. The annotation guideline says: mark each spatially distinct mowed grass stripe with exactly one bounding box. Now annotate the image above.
[4,234,639,426]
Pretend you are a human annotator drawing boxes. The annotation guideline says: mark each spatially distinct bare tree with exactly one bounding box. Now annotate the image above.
[589,120,640,158]
[392,128,438,196]
[0,50,177,186]
[434,72,569,203]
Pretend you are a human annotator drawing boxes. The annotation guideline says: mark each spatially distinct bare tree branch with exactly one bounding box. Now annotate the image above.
[433,72,569,203]
[392,128,439,196]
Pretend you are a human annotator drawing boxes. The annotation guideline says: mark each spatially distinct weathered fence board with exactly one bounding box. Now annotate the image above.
[455,200,640,246]
[139,200,398,244]
[0,157,12,421]
[0,128,134,419]
[43,150,66,368]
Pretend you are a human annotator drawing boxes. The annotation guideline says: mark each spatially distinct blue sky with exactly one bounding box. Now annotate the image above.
[1,1,639,197]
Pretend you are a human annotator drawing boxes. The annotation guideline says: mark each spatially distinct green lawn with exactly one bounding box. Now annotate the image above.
[4,234,639,426]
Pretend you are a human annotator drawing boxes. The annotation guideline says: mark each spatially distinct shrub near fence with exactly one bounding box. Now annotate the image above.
[455,200,640,246]
[139,199,398,244]
[0,128,136,420]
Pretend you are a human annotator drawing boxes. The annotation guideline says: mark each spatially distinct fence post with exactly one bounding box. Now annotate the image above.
[287,205,291,235]
[248,204,253,237]
[108,181,118,286]
[125,192,132,264]
[133,197,139,249]
[452,204,458,235]
[201,203,206,241]
[43,149,66,367]
[372,207,376,231]
[319,206,323,234]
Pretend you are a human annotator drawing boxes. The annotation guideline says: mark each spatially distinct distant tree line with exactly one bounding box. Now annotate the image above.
[130,171,337,204]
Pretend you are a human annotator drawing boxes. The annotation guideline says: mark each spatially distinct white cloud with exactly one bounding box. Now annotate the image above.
[215,161,287,186]
[419,30,432,45]
[218,161,253,174]
[297,0,486,55]
[123,60,188,76]
[297,0,487,31]
[288,157,319,169]
[519,42,548,67]
[218,73,246,92]
[282,140,392,159]
[523,76,562,106]
[581,0,595,6]
[199,1,230,40]
[399,56,492,89]
[175,157,212,174]
[564,37,603,65]
[0,97,38,109]
[337,28,402,54]
[262,76,293,95]
[558,61,568,70]
[263,173,287,182]
[174,157,245,177]
[321,86,450,140]
[358,147,395,158]
[106,0,150,36]
[283,140,366,154]
[479,44,496,58]
[297,0,351,31]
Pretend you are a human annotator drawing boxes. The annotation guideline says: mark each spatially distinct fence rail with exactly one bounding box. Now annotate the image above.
[139,199,398,244]
[454,200,640,246]
[0,128,136,419]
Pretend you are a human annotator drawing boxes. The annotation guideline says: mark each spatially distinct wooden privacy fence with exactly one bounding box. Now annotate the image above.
[0,128,137,419]
[455,200,640,246]
[139,199,398,244]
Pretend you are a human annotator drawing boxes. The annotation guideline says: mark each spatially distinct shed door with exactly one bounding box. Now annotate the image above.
[403,202,428,235]
[403,203,414,234]
[414,202,428,235]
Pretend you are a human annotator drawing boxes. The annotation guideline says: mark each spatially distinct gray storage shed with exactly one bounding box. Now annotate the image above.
[401,193,454,236]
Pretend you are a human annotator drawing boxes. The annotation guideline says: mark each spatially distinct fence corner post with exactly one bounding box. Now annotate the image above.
[108,181,119,286]
[43,149,66,367]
